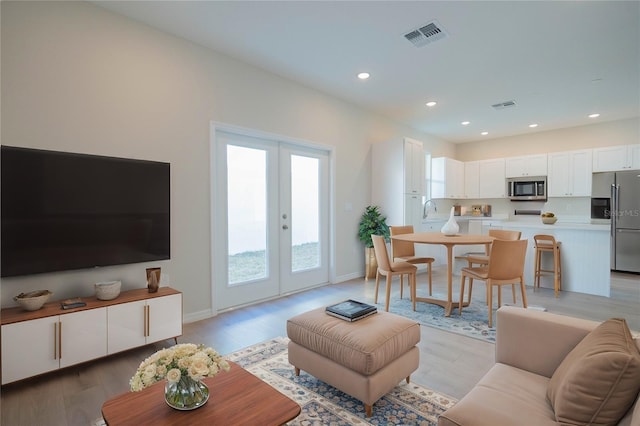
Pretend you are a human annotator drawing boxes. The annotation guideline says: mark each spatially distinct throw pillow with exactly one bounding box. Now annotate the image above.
[547,318,640,426]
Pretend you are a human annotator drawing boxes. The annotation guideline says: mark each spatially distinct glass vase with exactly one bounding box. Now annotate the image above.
[164,375,209,410]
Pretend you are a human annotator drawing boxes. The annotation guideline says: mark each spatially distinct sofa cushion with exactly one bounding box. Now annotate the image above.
[547,318,640,426]
[438,363,558,426]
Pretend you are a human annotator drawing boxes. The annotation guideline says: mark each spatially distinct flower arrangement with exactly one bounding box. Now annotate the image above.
[130,343,230,392]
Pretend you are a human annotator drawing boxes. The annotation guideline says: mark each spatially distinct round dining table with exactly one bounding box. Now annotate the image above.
[391,232,495,316]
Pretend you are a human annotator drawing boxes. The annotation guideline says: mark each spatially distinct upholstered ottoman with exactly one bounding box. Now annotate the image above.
[286,306,420,417]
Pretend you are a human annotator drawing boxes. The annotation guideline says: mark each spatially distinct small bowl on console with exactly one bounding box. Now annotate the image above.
[541,216,558,225]
[95,280,121,300]
[14,290,53,311]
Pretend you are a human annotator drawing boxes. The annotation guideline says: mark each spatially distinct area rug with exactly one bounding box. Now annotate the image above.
[377,292,497,343]
[226,336,457,425]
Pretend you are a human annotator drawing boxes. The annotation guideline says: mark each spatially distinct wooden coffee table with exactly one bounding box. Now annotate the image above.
[102,361,300,425]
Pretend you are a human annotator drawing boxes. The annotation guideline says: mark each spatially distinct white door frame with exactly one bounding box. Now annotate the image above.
[210,122,335,313]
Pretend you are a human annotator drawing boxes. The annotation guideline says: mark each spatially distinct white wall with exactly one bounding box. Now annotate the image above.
[455,117,639,161]
[0,1,451,316]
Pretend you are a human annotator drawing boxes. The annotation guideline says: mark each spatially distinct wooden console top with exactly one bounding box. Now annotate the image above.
[1,287,181,325]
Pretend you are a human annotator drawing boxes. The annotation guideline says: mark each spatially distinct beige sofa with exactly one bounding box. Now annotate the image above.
[439,306,640,426]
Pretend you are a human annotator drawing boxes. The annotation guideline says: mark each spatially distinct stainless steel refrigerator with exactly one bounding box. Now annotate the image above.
[592,170,640,273]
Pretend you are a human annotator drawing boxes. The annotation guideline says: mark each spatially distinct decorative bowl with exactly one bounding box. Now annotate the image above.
[95,280,121,300]
[541,216,558,225]
[14,290,53,311]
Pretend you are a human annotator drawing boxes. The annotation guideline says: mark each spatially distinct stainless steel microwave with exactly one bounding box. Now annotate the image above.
[507,176,547,201]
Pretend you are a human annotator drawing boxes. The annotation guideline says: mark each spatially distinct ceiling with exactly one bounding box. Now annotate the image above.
[93,1,640,143]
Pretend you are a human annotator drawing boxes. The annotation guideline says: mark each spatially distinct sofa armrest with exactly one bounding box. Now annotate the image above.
[495,306,600,378]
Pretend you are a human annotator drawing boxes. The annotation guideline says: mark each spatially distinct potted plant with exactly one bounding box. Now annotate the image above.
[358,205,390,279]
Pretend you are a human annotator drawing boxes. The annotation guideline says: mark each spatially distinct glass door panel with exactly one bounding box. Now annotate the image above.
[226,145,267,284]
[291,154,320,272]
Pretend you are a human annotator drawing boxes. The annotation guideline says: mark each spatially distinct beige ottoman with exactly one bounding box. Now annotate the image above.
[286,306,420,417]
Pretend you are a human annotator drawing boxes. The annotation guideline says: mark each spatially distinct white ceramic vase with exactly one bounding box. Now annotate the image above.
[441,207,460,236]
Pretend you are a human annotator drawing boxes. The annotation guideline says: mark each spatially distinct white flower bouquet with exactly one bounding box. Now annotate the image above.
[130,343,230,392]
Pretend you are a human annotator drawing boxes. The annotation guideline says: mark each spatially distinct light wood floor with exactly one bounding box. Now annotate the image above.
[1,268,638,426]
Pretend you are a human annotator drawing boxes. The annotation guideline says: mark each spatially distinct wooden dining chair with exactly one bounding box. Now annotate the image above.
[390,225,435,296]
[458,239,528,327]
[371,235,417,312]
[462,229,522,304]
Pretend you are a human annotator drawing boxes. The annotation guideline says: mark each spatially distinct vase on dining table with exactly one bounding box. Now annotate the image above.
[441,206,459,236]
[164,375,210,410]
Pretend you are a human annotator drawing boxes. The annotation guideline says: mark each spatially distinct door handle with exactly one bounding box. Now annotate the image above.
[282,225,289,230]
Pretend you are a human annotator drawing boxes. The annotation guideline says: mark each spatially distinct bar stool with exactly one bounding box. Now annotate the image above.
[533,234,562,297]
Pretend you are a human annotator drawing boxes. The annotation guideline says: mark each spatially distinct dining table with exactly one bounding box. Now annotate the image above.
[391,232,495,316]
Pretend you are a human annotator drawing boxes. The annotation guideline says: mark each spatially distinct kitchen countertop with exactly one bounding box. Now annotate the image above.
[500,221,610,231]
[423,215,610,231]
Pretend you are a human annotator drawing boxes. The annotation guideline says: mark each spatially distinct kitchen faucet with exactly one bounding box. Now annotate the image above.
[423,199,437,218]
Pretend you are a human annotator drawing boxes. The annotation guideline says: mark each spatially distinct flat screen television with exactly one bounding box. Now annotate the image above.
[1,146,170,277]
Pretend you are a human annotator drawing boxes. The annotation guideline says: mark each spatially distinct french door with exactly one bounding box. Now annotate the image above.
[212,127,330,310]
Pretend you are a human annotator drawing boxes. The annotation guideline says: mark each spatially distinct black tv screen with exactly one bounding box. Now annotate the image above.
[1,146,170,277]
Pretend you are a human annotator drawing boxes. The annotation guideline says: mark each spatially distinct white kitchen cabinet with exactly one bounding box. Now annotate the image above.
[107,293,182,354]
[404,193,424,229]
[431,157,464,199]
[404,138,425,195]
[505,154,547,177]
[592,144,640,172]
[478,158,506,198]
[1,287,182,384]
[548,149,593,197]
[464,161,479,199]
[372,137,425,226]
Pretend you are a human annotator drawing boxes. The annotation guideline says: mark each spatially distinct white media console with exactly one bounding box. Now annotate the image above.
[1,287,182,385]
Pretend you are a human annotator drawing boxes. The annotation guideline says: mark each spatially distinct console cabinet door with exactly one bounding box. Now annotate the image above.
[147,293,182,344]
[107,300,147,354]
[1,316,60,384]
[60,308,107,368]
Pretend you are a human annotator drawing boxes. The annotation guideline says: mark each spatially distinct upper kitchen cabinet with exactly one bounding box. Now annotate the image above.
[478,158,506,198]
[548,149,593,197]
[463,159,505,199]
[372,138,425,226]
[464,161,480,199]
[505,154,548,178]
[432,157,464,199]
[592,144,640,172]
[404,138,425,195]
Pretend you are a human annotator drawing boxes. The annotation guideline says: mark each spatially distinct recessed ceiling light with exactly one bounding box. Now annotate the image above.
[461,121,470,126]
[529,123,538,128]
[588,113,600,118]
[357,72,370,80]
[481,131,489,136]
[425,101,437,107]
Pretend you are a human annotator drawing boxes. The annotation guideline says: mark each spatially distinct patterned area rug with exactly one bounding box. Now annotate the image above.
[377,292,497,343]
[226,337,457,425]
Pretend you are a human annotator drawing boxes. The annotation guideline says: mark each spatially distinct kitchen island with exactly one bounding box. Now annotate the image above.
[500,221,611,297]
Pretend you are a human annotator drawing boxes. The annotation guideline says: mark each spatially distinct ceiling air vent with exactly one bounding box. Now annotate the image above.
[404,21,448,47]
[491,100,517,110]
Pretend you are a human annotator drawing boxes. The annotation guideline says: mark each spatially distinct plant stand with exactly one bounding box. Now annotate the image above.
[364,247,377,280]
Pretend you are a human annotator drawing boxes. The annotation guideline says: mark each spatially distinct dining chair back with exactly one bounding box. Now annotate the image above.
[390,225,435,296]
[463,229,522,303]
[459,239,528,327]
[371,235,417,312]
